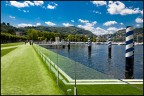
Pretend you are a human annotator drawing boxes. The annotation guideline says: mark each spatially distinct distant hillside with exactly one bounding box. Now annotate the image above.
[1,22,143,42]
[111,27,143,42]
[96,27,143,42]
[23,26,94,36]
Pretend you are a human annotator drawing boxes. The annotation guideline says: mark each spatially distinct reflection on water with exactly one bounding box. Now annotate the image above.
[88,50,92,68]
[40,44,143,79]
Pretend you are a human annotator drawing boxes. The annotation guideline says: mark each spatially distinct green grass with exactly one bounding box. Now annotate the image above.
[66,84,143,95]
[1,44,63,95]
[1,47,17,57]
[57,77,143,95]
[1,42,24,48]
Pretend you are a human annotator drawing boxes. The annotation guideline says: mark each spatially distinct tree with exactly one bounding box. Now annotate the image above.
[7,28,15,35]
[27,29,38,40]
[2,22,6,25]
[7,23,10,26]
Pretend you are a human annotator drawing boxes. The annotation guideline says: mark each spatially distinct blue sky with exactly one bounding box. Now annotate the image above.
[1,1,143,35]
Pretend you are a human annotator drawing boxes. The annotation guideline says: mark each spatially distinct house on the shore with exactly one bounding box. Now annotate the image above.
[15,31,25,36]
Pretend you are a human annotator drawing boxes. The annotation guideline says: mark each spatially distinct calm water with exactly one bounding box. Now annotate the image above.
[40,44,143,79]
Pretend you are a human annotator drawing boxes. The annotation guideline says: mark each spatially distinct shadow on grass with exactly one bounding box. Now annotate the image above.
[1,47,17,57]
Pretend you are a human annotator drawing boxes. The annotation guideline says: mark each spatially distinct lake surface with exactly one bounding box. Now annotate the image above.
[40,44,143,79]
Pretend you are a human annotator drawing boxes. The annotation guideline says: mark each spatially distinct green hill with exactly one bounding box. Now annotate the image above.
[22,26,94,36]
[112,27,143,42]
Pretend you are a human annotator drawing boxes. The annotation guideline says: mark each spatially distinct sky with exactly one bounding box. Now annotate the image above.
[1,1,143,35]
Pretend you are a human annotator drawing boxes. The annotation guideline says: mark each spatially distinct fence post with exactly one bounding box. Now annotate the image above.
[74,61,77,95]
[57,49,59,85]
[125,26,134,79]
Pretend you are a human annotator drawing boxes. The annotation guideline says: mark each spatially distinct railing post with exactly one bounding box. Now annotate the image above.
[57,48,59,85]
[74,61,77,95]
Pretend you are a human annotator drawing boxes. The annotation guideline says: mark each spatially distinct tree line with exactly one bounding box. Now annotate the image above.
[1,22,143,43]
[26,29,96,42]
[1,22,97,43]
[1,32,27,43]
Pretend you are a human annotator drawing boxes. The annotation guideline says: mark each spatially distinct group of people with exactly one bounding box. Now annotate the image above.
[25,40,33,45]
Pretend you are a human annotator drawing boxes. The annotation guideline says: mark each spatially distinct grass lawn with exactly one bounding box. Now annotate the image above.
[1,42,24,48]
[1,44,63,95]
[62,84,143,95]
[1,47,17,57]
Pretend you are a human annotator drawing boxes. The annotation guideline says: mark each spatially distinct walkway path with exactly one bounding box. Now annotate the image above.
[1,44,63,95]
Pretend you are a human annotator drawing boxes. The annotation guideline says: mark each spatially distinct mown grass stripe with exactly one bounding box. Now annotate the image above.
[1,44,63,95]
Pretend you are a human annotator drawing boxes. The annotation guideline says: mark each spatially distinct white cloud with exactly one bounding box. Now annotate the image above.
[47,2,58,9]
[92,1,107,6]
[9,1,29,8]
[42,6,47,9]
[120,22,124,25]
[93,27,109,35]
[107,27,124,32]
[18,23,42,27]
[103,21,117,26]
[135,17,143,23]
[18,23,33,27]
[104,27,125,35]
[93,10,101,14]
[141,10,143,15]
[92,27,124,35]
[107,1,142,15]
[62,23,73,27]
[107,27,118,31]
[136,24,140,27]
[77,19,124,35]
[71,20,74,22]
[34,1,44,6]
[120,8,140,15]
[78,19,89,23]
[9,1,43,8]
[45,21,56,26]
[77,19,97,34]
[36,23,41,26]
[18,9,29,13]
[25,1,34,6]
[23,10,29,13]
[47,5,55,9]
[9,16,15,19]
